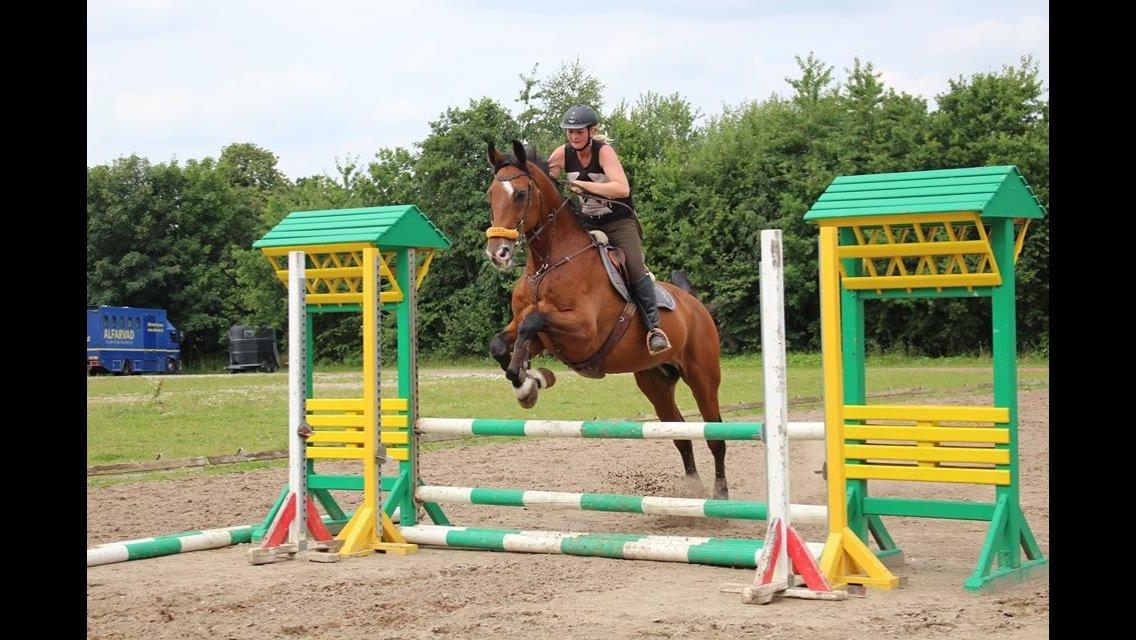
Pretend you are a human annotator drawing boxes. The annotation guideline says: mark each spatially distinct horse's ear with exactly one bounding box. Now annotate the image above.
[487,141,504,168]
[511,140,528,169]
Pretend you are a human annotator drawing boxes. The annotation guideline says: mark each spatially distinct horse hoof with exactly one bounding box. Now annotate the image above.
[713,478,729,501]
[535,368,556,389]
[678,474,704,498]
[514,376,539,409]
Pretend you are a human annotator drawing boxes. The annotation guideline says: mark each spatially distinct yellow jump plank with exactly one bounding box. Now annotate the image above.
[306,447,368,460]
[306,414,367,428]
[845,464,1009,485]
[307,398,365,412]
[844,444,1009,464]
[842,273,1001,290]
[845,404,1009,423]
[380,431,410,445]
[845,425,1009,444]
[306,431,367,445]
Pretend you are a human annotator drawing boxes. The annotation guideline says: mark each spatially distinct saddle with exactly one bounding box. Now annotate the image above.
[565,232,675,377]
[589,230,676,309]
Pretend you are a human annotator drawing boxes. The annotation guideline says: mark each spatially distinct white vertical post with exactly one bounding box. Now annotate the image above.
[287,251,308,549]
[760,229,790,584]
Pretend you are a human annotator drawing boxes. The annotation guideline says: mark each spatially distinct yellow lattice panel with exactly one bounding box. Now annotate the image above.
[831,213,1005,290]
[260,243,407,302]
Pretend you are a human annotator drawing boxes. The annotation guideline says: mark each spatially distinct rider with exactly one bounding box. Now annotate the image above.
[547,105,672,356]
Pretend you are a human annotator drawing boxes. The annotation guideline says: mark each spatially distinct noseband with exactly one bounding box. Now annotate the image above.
[485,170,535,241]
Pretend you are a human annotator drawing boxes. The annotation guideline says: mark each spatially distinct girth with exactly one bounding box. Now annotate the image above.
[565,300,638,373]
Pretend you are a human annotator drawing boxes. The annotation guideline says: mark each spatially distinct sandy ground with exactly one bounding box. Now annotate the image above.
[87,389,1049,639]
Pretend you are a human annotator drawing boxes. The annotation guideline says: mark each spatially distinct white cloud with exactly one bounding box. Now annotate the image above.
[877,68,945,101]
[369,98,428,126]
[87,0,1050,179]
[930,16,1049,53]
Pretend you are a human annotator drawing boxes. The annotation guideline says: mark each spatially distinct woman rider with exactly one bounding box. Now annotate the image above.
[546,105,671,355]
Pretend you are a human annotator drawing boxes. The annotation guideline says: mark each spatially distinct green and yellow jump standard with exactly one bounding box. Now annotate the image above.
[804,165,1048,592]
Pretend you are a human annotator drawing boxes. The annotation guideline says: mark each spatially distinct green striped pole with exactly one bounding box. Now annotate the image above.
[87,526,254,567]
[415,485,827,523]
[417,418,825,441]
[401,525,824,567]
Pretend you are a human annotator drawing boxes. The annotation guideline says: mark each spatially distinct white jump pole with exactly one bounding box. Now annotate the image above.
[287,250,308,549]
[760,229,790,585]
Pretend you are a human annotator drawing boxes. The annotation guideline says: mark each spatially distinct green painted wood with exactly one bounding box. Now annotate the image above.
[804,166,1045,222]
[253,204,451,250]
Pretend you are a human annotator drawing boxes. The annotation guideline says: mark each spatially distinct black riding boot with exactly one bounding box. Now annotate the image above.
[631,276,672,355]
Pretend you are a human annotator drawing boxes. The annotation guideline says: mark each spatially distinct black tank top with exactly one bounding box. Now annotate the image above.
[563,139,635,222]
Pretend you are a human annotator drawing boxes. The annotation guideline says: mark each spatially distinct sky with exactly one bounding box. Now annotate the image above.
[87,0,1049,180]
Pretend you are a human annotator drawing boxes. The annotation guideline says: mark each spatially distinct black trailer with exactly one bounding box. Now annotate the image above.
[225,326,280,373]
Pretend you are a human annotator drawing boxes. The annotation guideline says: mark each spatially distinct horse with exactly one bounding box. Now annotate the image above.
[482,139,730,499]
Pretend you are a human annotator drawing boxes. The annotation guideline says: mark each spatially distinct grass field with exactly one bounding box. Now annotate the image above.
[87,354,1048,486]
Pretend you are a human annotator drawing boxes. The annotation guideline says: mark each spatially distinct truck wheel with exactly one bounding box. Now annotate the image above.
[263,357,278,373]
[166,358,178,374]
[122,360,133,375]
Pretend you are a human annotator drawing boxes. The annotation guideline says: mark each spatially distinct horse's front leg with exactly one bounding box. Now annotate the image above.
[505,312,565,408]
[489,319,517,373]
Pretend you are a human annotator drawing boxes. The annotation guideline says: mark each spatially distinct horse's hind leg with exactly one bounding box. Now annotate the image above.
[634,366,704,498]
[682,358,728,499]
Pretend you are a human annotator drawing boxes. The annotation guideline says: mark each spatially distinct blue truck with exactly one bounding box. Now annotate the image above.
[87,306,182,375]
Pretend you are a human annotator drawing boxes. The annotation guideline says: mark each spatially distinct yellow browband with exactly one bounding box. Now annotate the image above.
[486,226,520,240]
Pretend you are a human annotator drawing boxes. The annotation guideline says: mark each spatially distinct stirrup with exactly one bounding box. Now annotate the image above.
[646,328,672,355]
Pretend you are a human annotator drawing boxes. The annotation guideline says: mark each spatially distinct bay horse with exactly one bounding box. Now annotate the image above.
[483,140,730,499]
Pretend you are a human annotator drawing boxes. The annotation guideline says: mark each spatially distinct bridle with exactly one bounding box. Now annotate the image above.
[485,166,574,273]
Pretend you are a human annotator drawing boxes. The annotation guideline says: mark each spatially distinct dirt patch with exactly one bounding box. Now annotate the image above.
[88,389,1049,639]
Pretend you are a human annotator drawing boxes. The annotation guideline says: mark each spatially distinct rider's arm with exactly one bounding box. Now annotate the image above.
[547,146,566,178]
[570,144,631,198]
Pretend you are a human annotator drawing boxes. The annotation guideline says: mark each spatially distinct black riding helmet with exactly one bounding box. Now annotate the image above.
[561,105,599,129]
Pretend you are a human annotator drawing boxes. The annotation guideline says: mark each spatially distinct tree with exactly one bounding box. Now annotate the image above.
[923,55,1049,353]
[527,58,605,146]
[412,98,525,357]
[786,52,836,105]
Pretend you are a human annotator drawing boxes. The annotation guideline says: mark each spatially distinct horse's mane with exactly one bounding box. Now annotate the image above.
[502,145,561,190]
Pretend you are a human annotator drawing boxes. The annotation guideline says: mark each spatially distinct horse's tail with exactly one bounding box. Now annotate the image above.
[670,270,721,318]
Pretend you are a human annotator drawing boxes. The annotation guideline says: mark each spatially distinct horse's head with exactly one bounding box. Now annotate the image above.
[485,140,545,270]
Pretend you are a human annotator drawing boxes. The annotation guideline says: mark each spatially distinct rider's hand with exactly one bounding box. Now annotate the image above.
[568,180,588,196]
